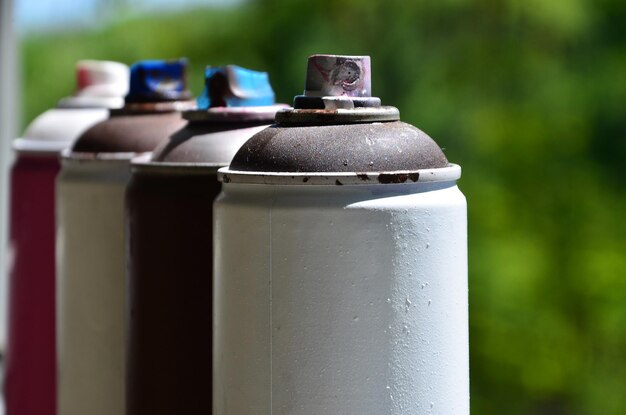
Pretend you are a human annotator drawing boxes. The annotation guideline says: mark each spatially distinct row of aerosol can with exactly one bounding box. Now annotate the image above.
[4,54,468,415]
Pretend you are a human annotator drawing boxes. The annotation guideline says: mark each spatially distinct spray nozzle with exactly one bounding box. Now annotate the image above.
[74,60,129,98]
[196,65,275,110]
[293,54,380,109]
[125,59,192,103]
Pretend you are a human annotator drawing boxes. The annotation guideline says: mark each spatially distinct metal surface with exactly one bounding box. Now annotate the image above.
[221,164,461,186]
[5,155,58,415]
[126,65,280,415]
[226,55,447,176]
[125,171,220,415]
[274,106,398,124]
[56,157,130,415]
[213,54,468,414]
[13,60,129,154]
[183,105,286,123]
[227,121,448,175]
[214,182,468,414]
[71,111,188,153]
[56,58,193,415]
[14,108,110,153]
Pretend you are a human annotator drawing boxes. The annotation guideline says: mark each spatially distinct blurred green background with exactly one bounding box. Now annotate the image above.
[19,0,626,413]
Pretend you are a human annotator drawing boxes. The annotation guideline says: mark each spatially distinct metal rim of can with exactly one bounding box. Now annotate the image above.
[109,100,197,116]
[130,153,225,175]
[218,163,461,186]
[60,148,148,162]
[13,138,73,154]
[56,96,125,110]
[275,106,400,125]
[183,105,288,123]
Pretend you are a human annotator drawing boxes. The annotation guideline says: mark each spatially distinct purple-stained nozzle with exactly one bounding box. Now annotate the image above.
[293,54,380,109]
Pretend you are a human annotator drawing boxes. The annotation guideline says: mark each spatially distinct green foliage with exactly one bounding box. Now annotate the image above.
[20,0,626,413]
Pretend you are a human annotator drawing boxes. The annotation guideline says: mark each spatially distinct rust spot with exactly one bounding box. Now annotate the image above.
[408,172,420,182]
[335,179,343,186]
[302,176,309,183]
[378,173,408,184]
[356,173,370,181]
[222,174,230,183]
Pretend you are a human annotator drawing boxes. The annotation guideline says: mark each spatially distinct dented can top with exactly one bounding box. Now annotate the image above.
[131,65,286,171]
[219,54,459,186]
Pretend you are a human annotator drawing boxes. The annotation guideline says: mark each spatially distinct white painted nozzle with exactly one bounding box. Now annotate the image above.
[74,60,129,98]
[57,60,129,109]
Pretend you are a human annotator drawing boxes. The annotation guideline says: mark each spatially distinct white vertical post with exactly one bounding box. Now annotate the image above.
[0,0,19,353]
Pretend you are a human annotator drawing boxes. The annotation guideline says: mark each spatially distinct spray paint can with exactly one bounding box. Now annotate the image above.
[125,65,284,415]
[214,54,468,414]
[4,60,128,415]
[56,59,195,415]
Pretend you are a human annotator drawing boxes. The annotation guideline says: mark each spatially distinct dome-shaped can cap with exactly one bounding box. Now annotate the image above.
[196,65,275,109]
[125,59,192,103]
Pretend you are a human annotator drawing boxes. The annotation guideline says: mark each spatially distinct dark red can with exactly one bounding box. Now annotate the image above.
[5,153,59,415]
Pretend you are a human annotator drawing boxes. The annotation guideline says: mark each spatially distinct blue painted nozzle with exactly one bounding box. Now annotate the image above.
[126,59,192,103]
[197,65,275,110]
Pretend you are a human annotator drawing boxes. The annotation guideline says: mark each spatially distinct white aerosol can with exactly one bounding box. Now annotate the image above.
[214,54,468,414]
[56,59,194,415]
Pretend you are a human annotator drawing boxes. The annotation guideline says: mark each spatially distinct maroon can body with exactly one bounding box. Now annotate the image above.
[5,154,59,415]
[126,168,220,414]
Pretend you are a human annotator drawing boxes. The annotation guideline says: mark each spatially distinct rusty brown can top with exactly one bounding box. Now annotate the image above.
[221,54,452,185]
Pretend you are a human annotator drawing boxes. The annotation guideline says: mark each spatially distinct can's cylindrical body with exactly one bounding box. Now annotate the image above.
[56,156,133,415]
[214,174,468,414]
[56,110,188,415]
[6,154,59,415]
[126,167,219,414]
[5,107,110,415]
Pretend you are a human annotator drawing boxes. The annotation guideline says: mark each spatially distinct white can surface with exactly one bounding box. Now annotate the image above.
[214,168,468,414]
[56,155,132,415]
